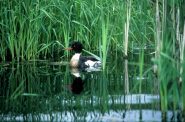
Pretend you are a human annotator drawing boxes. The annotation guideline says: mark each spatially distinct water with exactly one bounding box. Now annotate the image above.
[0,56,182,121]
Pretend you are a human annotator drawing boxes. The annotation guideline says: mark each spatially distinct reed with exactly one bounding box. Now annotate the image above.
[139,50,144,94]
[101,14,109,70]
[182,61,185,112]
[155,0,185,112]
[154,0,161,73]
[182,24,185,112]
[0,0,127,62]
[124,0,132,57]
[0,0,185,114]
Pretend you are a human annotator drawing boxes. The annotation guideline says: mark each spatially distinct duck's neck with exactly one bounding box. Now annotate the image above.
[71,53,81,61]
[70,53,81,68]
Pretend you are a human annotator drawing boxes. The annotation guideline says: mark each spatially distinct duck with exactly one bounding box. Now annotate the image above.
[65,41,101,69]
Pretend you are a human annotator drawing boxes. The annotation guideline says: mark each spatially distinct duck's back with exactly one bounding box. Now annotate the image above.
[79,56,101,68]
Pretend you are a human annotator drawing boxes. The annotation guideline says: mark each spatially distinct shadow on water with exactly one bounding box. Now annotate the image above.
[0,54,184,121]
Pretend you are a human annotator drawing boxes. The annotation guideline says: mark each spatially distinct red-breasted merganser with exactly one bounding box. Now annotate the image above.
[65,41,101,69]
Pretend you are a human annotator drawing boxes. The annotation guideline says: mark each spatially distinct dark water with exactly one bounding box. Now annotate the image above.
[0,55,182,121]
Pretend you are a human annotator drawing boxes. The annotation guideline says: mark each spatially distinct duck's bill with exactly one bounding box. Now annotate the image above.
[64,47,73,50]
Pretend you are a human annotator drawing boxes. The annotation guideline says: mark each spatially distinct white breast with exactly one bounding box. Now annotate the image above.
[71,53,81,60]
[70,53,81,67]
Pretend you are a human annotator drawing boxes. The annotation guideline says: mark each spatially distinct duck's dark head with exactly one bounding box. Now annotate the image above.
[66,41,83,53]
[71,41,83,53]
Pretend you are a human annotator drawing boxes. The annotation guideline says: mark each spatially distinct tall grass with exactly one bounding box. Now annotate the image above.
[124,0,132,57]
[0,0,185,115]
[155,0,185,113]
[154,0,161,73]
[0,0,126,62]
[100,14,109,70]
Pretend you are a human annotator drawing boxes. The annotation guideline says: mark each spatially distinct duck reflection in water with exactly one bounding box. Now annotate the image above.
[70,76,84,94]
[69,66,102,94]
[69,68,84,94]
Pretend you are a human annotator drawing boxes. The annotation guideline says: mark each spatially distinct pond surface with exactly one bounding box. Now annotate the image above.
[0,54,181,121]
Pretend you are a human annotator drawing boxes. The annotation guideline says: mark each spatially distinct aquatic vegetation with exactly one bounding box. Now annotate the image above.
[0,0,185,120]
[154,0,185,113]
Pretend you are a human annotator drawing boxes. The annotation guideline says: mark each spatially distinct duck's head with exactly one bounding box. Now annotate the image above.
[66,41,83,53]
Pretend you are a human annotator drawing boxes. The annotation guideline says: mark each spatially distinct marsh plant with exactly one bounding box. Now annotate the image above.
[0,0,185,115]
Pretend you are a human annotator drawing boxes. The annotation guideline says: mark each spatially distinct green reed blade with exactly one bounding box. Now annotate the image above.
[82,49,101,61]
